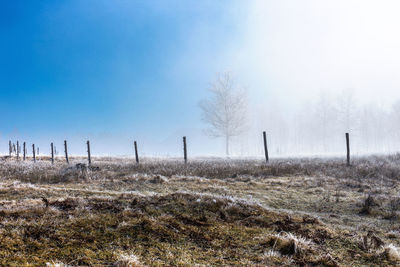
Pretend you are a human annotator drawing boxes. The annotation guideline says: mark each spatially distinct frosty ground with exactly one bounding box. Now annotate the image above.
[1,156,400,266]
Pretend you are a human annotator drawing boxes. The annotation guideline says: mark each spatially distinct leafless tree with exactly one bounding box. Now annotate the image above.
[199,72,247,156]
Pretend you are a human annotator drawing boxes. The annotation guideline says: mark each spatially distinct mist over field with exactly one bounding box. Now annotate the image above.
[4,1,400,266]
[3,1,400,158]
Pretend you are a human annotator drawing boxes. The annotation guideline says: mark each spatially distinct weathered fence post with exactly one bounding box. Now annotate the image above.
[8,140,11,157]
[64,140,69,164]
[23,142,26,161]
[87,140,91,167]
[16,141,19,161]
[183,136,187,164]
[346,133,350,166]
[51,143,54,164]
[134,141,139,164]
[32,144,36,162]
[263,131,269,163]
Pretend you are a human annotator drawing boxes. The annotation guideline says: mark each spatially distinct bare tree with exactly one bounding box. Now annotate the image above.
[199,72,247,156]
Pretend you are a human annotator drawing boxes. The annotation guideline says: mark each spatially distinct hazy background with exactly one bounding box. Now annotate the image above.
[2,0,400,157]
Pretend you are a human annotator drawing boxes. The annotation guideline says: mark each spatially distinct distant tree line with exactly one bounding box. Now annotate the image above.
[201,73,400,156]
[253,89,400,156]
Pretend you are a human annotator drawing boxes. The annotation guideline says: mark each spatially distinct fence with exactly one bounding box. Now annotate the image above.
[4,132,353,166]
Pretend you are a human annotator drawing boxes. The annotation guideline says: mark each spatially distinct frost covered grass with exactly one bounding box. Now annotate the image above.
[4,153,400,183]
[1,155,400,265]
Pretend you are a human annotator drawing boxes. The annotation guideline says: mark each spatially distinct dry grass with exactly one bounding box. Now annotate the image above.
[0,155,400,266]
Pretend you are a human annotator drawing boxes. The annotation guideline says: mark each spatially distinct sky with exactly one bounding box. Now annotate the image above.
[2,0,400,156]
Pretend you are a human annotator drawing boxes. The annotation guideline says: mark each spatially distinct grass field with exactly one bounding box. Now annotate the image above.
[1,155,400,266]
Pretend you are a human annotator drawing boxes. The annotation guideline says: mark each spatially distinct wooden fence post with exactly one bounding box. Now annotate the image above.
[346,133,350,166]
[64,140,69,164]
[51,143,54,164]
[183,136,187,164]
[87,140,91,167]
[32,144,36,162]
[16,141,19,161]
[23,142,26,161]
[263,131,269,163]
[134,141,139,164]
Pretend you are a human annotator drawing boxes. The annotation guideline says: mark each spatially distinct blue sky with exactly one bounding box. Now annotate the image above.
[1,1,244,155]
[3,0,400,156]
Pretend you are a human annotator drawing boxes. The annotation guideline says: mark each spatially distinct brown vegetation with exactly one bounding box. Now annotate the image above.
[0,155,400,266]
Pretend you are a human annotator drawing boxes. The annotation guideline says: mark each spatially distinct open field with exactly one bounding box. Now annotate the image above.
[1,155,400,266]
